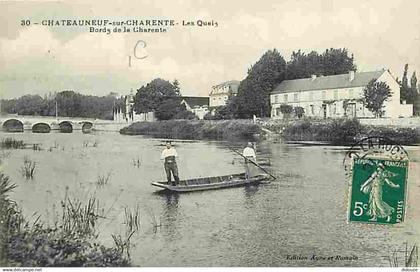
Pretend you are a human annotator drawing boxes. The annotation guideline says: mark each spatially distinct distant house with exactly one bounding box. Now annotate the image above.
[270,70,413,119]
[113,92,155,122]
[180,96,209,120]
[209,80,240,108]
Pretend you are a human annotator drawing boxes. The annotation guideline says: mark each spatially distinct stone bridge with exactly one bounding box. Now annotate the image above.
[0,115,112,133]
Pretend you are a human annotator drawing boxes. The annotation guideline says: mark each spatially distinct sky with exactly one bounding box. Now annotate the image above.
[0,0,419,99]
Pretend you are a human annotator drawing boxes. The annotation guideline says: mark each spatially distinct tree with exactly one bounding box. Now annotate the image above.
[172,79,181,96]
[55,91,82,117]
[155,98,181,120]
[133,78,180,114]
[363,80,391,117]
[0,99,17,114]
[400,64,409,103]
[409,72,419,114]
[235,49,287,118]
[279,104,293,119]
[15,95,45,115]
[321,48,356,76]
[416,84,420,116]
[286,48,356,80]
[293,106,305,118]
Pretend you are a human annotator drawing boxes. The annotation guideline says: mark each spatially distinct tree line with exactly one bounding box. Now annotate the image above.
[0,91,122,120]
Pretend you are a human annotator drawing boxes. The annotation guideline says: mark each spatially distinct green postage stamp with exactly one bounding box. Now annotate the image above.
[348,157,408,224]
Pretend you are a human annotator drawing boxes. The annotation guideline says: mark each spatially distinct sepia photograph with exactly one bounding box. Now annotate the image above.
[0,0,419,270]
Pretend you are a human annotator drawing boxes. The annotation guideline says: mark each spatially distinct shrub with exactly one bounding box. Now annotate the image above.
[279,104,293,118]
[282,118,363,144]
[281,118,419,145]
[361,126,419,145]
[293,106,305,118]
[173,110,197,120]
[120,120,261,140]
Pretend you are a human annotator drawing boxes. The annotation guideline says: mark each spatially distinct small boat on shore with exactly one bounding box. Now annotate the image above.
[151,173,270,192]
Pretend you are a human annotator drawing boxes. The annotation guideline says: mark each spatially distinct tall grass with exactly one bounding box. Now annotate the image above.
[388,243,418,267]
[132,157,141,168]
[124,205,140,236]
[60,197,102,236]
[1,177,130,267]
[32,144,41,151]
[96,171,112,187]
[146,207,162,233]
[21,156,36,179]
[1,138,25,149]
[0,173,16,198]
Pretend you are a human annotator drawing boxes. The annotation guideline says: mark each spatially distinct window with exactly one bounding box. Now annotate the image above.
[284,94,288,102]
[348,89,354,98]
[321,91,326,100]
[334,90,338,100]
[310,105,314,115]
[294,93,298,102]
[274,95,279,103]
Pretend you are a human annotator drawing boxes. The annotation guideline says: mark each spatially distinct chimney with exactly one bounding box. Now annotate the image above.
[311,74,317,81]
[349,71,355,81]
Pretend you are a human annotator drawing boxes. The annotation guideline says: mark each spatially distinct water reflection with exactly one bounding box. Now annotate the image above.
[160,193,181,241]
[243,184,260,199]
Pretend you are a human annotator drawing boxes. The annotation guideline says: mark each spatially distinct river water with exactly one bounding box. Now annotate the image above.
[1,131,419,267]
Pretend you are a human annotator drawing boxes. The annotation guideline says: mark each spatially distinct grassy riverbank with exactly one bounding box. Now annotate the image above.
[120,120,261,140]
[0,173,130,267]
[276,118,419,145]
[120,118,419,145]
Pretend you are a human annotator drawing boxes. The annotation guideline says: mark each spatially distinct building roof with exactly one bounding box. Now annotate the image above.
[272,70,386,94]
[212,80,240,88]
[180,96,209,108]
[210,80,240,95]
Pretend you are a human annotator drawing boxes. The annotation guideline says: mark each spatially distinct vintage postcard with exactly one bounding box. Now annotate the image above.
[0,0,419,270]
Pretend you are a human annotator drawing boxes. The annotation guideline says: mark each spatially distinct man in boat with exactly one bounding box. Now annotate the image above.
[243,142,258,178]
[161,141,180,186]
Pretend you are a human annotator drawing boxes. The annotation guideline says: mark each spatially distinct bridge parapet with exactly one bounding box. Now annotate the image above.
[0,115,100,132]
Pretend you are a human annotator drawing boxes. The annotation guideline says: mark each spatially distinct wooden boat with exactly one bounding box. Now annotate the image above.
[151,173,270,192]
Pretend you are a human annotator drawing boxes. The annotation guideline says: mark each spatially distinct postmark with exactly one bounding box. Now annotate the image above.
[343,137,410,225]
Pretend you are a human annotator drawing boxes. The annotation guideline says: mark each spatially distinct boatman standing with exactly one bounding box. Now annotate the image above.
[243,142,257,178]
[161,141,180,186]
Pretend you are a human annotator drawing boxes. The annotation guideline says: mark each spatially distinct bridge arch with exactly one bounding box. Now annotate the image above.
[32,122,51,133]
[59,121,73,133]
[81,121,93,133]
[2,119,24,132]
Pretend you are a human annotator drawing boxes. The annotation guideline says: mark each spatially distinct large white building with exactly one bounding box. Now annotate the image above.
[270,70,413,119]
[209,80,240,107]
